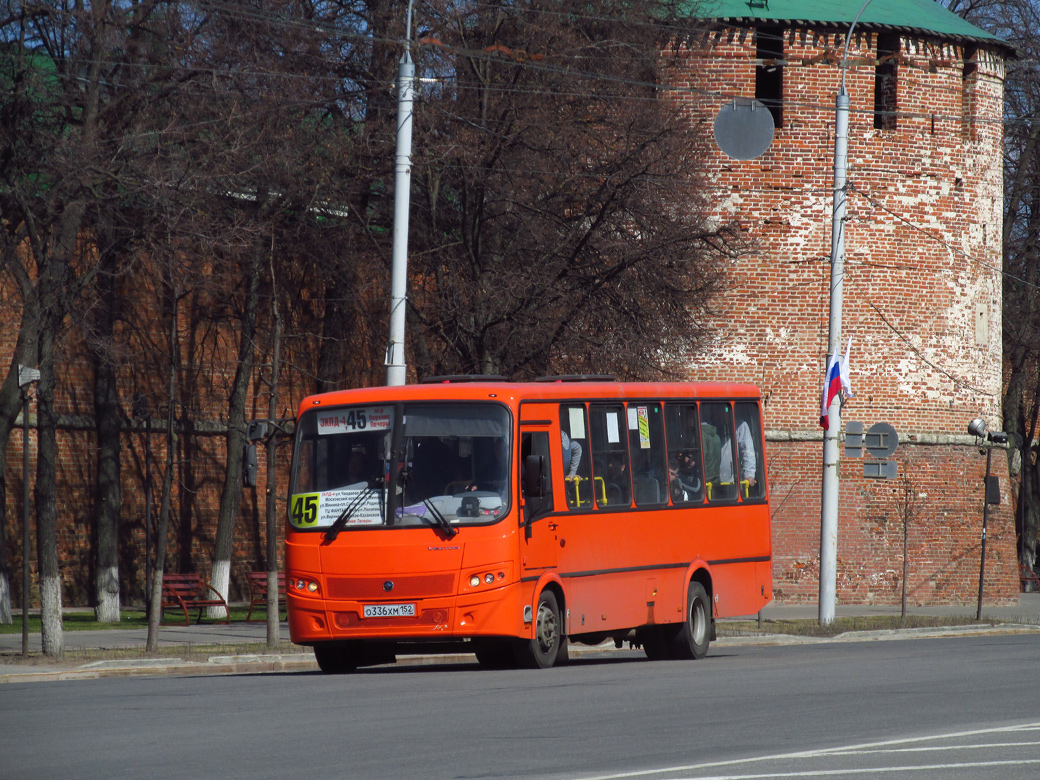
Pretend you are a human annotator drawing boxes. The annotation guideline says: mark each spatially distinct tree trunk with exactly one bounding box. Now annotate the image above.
[210,240,262,614]
[91,258,123,621]
[1005,361,1039,582]
[34,323,64,658]
[147,283,181,653]
[0,251,43,624]
[92,348,123,622]
[265,246,283,649]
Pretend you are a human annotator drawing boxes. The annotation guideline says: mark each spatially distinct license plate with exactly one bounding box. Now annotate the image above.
[363,603,416,618]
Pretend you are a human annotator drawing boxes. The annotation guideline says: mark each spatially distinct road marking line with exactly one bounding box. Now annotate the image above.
[574,721,1040,780]
[838,740,1040,755]
[661,759,1040,780]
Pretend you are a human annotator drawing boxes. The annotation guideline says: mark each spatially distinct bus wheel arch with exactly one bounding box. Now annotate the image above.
[515,583,565,668]
[671,573,713,660]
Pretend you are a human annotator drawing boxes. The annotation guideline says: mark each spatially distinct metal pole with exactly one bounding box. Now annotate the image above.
[976,445,993,621]
[21,389,30,657]
[819,0,872,626]
[819,89,848,626]
[144,414,152,615]
[386,0,416,387]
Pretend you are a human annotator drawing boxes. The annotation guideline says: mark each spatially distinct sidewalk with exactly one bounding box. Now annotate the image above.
[3,594,1038,683]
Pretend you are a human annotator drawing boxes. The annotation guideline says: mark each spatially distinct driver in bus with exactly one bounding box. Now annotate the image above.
[343,448,371,488]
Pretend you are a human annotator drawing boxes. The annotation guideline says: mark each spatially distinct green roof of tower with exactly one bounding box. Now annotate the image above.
[687,0,1003,46]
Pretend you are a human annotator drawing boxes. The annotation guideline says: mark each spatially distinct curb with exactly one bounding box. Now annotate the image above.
[0,653,319,683]
[4,624,1039,683]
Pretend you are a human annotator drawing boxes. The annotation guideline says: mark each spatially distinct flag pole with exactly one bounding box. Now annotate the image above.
[819,1,871,625]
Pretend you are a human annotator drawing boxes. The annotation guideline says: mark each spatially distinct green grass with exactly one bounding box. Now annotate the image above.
[0,606,281,634]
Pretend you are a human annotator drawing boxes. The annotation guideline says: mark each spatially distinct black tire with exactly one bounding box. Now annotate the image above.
[638,626,674,661]
[475,640,517,669]
[670,581,711,660]
[514,590,563,669]
[314,644,357,674]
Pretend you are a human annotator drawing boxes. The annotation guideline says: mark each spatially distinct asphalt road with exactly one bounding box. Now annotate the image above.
[2,634,1038,780]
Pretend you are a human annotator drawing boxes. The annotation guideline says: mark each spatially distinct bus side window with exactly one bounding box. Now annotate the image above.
[701,403,736,501]
[520,432,554,516]
[590,404,631,509]
[560,404,593,509]
[628,403,667,506]
[734,402,765,499]
[665,404,704,505]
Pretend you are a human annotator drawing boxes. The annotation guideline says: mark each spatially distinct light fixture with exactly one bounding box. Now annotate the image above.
[969,414,1007,621]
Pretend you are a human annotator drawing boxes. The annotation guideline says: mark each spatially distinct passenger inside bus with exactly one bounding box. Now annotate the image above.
[344,448,372,487]
[720,419,757,496]
[561,430,582,477]
[463,437,508,495]
[604,454,630,506]
[669,449,703,503]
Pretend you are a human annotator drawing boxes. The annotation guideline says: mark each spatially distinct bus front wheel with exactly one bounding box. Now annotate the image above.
[314,644,357,674]
[515,589,562,669]
[671,581,711,660]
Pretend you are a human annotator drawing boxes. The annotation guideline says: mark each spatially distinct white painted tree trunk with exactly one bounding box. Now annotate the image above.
[0,572,11,624]
[208,558,231,620]
[95,565,120,622]
[40,574,63,657]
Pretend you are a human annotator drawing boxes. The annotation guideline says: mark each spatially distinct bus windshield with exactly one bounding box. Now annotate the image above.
[289,402,511,532]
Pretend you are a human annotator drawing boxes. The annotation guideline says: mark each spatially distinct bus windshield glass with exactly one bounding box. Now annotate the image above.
[289,402,511,532]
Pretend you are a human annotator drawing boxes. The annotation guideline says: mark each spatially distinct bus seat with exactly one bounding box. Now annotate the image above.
[633,476,659,504]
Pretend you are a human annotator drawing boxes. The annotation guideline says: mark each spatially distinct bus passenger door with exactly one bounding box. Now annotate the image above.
[519,422,558,574]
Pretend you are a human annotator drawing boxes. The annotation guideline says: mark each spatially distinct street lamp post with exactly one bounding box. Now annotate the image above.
[820,0,876,626]
[386,0,416,387]
[968,417,1007,620]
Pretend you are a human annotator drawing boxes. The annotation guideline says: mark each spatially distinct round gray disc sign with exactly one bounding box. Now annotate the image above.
[714,98,775,160]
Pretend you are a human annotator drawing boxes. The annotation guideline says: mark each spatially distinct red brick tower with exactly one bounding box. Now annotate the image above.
[671,1,1018,604]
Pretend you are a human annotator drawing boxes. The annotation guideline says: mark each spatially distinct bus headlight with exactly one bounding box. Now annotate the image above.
[292,577,321,595]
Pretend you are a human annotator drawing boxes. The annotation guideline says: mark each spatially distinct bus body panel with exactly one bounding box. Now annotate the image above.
[285,380,772,663]
[287,524,527,644]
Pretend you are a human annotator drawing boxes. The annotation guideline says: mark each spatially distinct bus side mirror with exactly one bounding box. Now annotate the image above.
[523,455,547,498]
[243,443,258,488]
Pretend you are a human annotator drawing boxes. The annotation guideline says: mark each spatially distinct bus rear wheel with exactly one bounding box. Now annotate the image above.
[515,589,562,669]
[638,626,673,661]
[670,581,711,660]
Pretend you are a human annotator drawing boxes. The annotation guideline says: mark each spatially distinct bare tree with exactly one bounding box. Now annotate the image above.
[402,0,731,379]
[949,0,1040,579]
[897,470,924,617]
[146,266,183,653]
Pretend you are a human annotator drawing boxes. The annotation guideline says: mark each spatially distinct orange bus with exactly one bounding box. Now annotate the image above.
[285,376,772,672]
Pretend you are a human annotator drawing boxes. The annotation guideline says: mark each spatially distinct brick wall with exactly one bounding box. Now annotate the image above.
[666,24,1017,604]
[1,22,1020,608]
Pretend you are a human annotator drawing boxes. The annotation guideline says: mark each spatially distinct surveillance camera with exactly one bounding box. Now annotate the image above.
[988,431,1008,444]
[967,418,987,438]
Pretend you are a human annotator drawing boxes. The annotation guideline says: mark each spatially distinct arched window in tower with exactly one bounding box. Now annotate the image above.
[874,33,899,131]
[755,26,784,129]
[961,45,978,140]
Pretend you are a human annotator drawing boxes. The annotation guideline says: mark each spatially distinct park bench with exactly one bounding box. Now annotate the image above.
[160,572,231,626]
[1021,563,1040,593]
[246,571,287,622]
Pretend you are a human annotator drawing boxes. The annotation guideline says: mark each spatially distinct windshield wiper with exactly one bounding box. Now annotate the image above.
[322,485,378,543]
[422,498,457,539]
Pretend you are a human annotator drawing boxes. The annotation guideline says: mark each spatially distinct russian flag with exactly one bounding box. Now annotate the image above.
[821,338,853,429]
